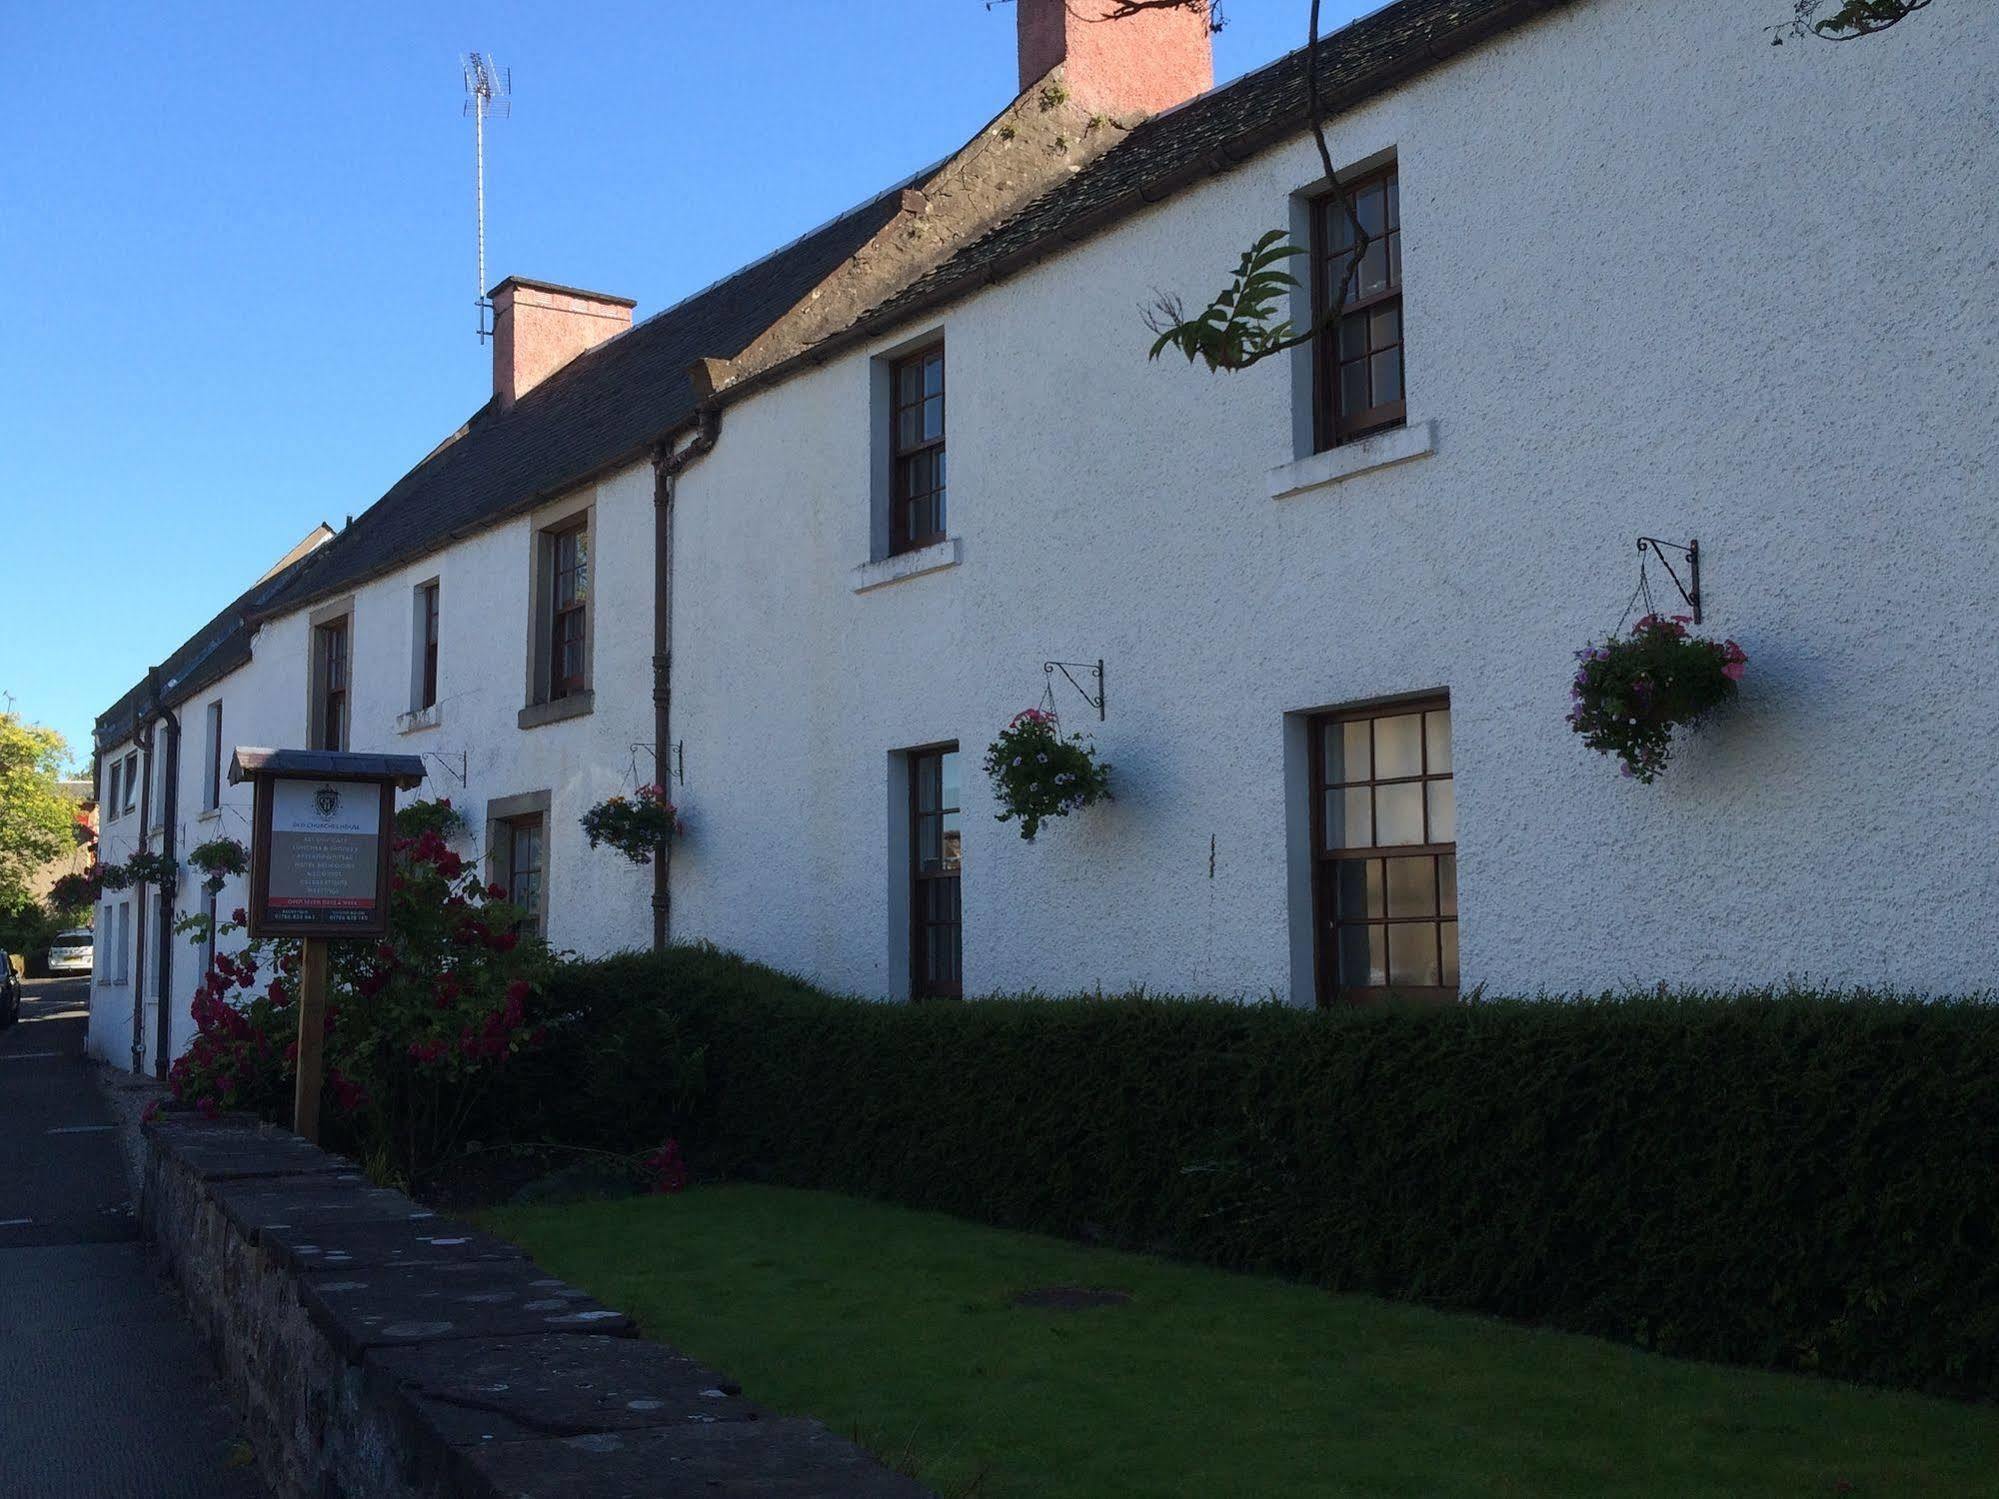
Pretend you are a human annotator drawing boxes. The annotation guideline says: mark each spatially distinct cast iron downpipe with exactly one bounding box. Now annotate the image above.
[649,403,721,951]
[127,669,181,1077]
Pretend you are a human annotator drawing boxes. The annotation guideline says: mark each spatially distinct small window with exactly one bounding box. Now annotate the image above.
[416,581,440,710]
[313,618,350,751]
[1311,697,1455,1004]
[123,751,138,814]
[549,524,588,700]
[889,344,946,555]
[1313,165,1404,450]
[502,815,545,939]
[909,745,962,999]
[115,900,131,985]
[203,701,223,812]
[106,759,122,822]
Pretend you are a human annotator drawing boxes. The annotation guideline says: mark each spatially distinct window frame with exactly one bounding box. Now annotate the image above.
[123,751,138,815]
[417,580,440,711]
[1307,694,1456,1007]
[887,342,947,558]
[907,743,963,1001]
[313,616,351,752]
[485,790,552,940]
[203,700,223,812]
[548,521,588,701]
[106,758,122,822]
[1311,163,1405,453]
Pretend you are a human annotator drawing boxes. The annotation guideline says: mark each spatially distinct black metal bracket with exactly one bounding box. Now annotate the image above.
[630,741,685,787]
[1043,660,1106,721]
[1637,537,1701,625]
[420,750,468,787]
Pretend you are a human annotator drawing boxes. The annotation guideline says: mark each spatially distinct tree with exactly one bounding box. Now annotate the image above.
[0,713,75,916]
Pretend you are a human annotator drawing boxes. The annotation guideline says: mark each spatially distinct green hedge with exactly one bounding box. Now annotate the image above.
[533,947,1999,1399]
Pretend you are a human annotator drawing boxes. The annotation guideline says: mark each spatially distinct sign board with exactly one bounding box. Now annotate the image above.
[250,777,391,937]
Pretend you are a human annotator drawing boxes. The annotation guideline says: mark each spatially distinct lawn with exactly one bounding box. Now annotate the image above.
[482,1186,1998,1499]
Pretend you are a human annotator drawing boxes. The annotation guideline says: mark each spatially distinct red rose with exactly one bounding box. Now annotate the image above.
[489,929,519,953]
[230,907,247,924]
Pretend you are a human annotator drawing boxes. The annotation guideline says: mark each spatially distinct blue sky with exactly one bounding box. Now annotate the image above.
[0,0,1367,767]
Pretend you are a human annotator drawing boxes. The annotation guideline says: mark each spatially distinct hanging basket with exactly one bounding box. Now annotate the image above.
[187,835,249,895]
[581,784,686,865]
[982,708,1113,841]
[1568,614,1747,782]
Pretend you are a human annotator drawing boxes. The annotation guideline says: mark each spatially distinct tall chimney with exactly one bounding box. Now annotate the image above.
[490,277,636,408]
[1016,0,1214,119]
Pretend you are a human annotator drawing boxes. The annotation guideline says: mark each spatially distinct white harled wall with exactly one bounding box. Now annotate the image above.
[87,463,658,1071]
[664,0,1998,1000]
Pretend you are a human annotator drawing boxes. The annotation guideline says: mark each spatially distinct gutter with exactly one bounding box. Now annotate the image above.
[647,403,722,952]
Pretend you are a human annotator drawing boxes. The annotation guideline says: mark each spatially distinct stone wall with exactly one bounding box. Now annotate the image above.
[142,1113,927,1498]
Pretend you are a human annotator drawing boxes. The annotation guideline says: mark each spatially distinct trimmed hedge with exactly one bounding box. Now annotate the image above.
[533,947,1999,1399]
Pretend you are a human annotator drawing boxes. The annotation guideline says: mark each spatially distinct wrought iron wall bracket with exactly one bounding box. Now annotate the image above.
[1637,537,1701,624]
[1043,659,1106,721]
[420,750,468,787]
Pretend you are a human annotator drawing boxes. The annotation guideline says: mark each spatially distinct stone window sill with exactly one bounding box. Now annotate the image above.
[517,690,593,731]
[852,537,962,593]
[1266,419,1437,501]
[196,805,221,823]
[397,704,443,736]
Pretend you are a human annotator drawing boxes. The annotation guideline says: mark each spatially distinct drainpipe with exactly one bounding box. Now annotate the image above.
[151,698,181,1079]
[650,402,721,952]
[130,718,153,1073]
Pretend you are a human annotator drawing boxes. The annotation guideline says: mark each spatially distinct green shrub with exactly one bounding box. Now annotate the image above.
[534,948,1999,1399]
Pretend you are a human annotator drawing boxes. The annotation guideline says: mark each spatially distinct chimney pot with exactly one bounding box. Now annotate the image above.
[1016,0,1214,118]
[490,277,636,408]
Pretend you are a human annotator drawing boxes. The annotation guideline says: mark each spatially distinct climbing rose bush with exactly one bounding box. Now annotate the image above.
[982,708,1113,841]
[168,824,554,1177]
[1568,614,1747,783]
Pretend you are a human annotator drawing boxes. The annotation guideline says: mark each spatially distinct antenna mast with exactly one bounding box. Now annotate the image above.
[461,52,511,342]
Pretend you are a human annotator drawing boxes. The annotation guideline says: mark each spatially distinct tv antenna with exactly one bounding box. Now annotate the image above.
[461,52,511,342]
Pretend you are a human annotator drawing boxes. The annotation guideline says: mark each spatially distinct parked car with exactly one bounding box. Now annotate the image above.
[0,952,19,1024]
[45,928,94,977]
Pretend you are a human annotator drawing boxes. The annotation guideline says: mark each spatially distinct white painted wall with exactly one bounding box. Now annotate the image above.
[665,0,1999,1000]
[88,463,659,1071]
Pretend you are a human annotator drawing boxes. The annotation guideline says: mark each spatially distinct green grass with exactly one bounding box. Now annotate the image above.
[482,1186,1998,1499]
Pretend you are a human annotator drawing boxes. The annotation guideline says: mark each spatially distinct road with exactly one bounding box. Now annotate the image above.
[0,976,265,1498]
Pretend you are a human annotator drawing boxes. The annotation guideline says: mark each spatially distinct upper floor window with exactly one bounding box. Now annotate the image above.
[106,758,122,821]
[1311,697,1455,1005]
[202,701,223,812]
[1313,165,1403,451]
[889,343,946,556]
[123,751,138,815]
[313,617,350,751]
[550,524,588,700]
[416,580,440,711]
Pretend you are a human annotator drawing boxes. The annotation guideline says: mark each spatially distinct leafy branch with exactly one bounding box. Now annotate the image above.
[1776,0,1933,41]
[1143,0,1367,374]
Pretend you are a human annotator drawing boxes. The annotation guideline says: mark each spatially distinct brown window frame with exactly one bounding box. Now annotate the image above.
[908,744,962,1000]
[548,521,588,702]
[418,581,440,710]
[204,700,223,812]
[888,343,947,557]
[1312,164,1405,453]
[503,814,546,939]
[1308,695,1456,1006]
[314,618,350,752]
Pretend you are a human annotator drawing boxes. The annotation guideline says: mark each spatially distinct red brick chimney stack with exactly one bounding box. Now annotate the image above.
[490,277,636,409]
[1016,0,1215,118]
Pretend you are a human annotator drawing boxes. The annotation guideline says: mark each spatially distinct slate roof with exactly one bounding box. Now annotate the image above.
[252,182,912,621]
[730,0,1571,398]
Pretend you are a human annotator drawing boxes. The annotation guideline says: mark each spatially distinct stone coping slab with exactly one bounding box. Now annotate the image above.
[142,1113,930,1497]
[298,1259,636,1362]
[459,1417,933,1498]
[368,1333,761,1445]
[210,1174,440,1240]
[260,1215,528,1277]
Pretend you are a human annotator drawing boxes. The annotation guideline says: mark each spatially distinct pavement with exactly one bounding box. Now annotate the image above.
[0,976,266,1498]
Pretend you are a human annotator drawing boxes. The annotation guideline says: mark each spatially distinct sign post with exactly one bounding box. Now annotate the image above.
[229,749,426,1143]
